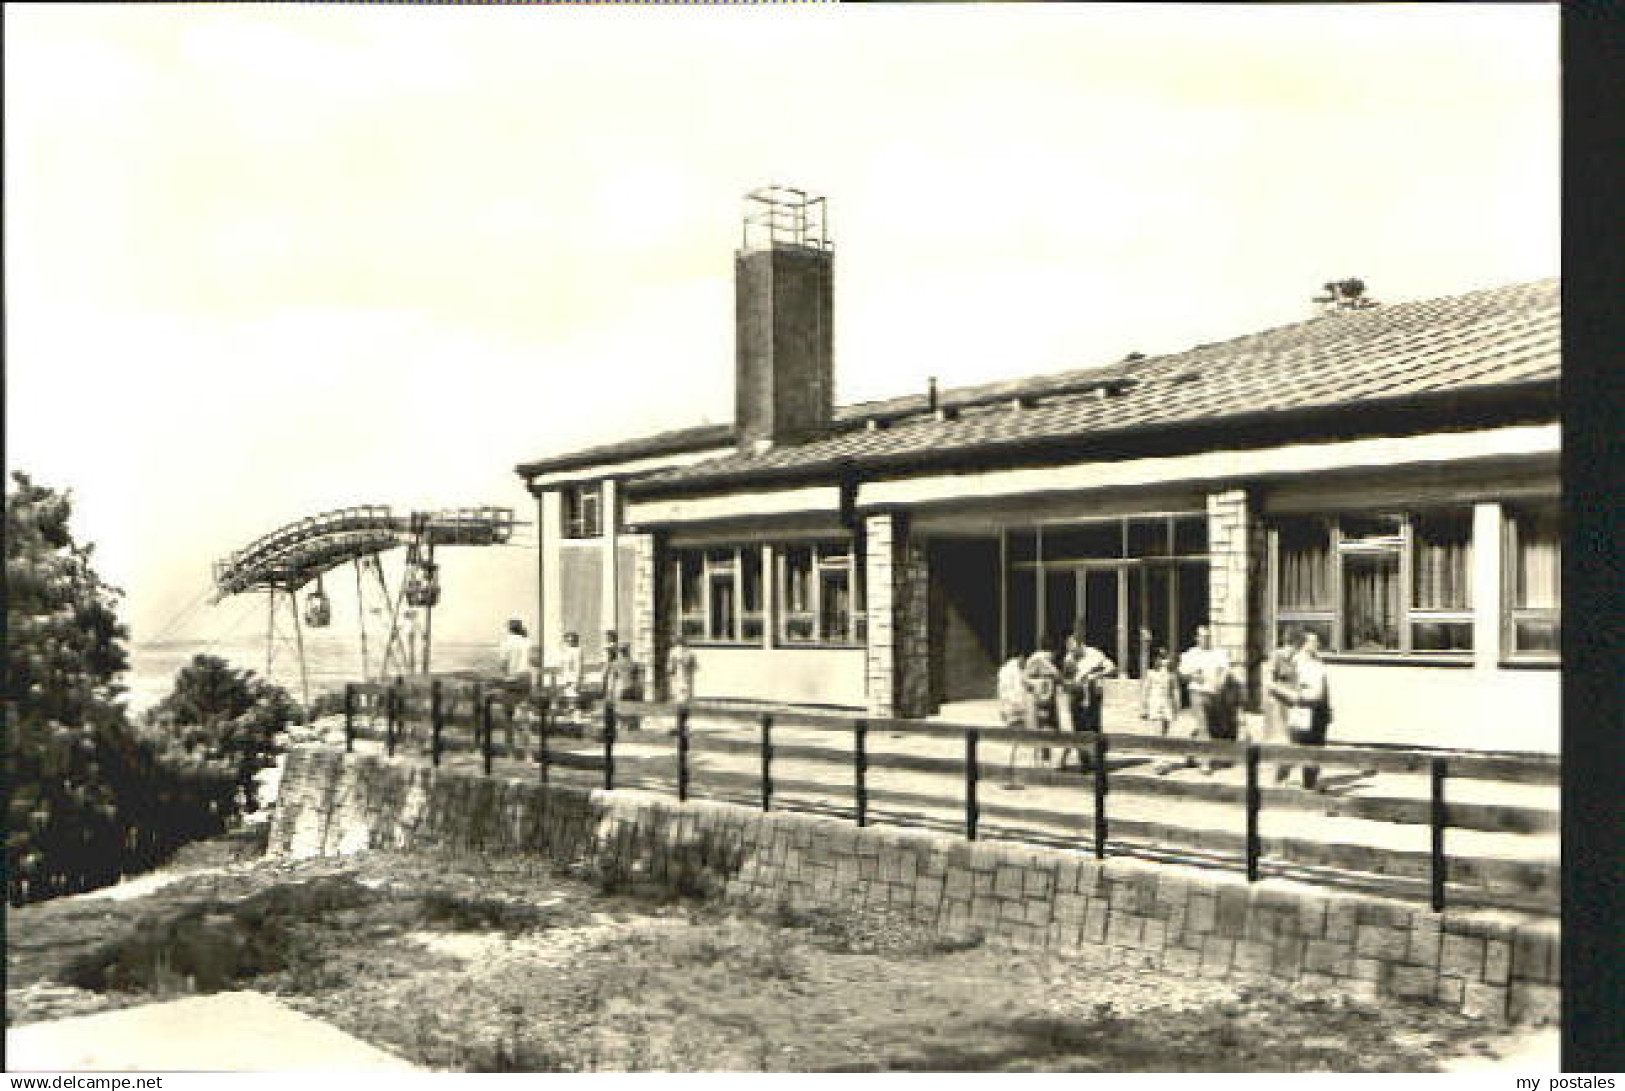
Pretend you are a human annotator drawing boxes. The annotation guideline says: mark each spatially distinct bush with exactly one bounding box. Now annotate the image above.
[146,654,299,811]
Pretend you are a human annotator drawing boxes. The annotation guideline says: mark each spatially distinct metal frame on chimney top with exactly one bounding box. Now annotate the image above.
[742,185,831,251]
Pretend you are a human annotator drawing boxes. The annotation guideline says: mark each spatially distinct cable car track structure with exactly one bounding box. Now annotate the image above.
[212,505,516,705]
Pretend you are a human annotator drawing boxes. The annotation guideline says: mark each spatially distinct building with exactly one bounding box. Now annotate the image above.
[517,188,1559,754]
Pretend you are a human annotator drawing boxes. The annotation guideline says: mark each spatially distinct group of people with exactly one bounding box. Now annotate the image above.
[996,632,1118,770]
[497,621,703,732]
[996,621,1333,784]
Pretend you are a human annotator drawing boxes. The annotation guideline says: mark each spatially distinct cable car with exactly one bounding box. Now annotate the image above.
[405,561,440,608]
[304,581,332,628]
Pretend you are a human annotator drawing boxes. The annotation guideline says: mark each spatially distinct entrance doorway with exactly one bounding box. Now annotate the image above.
[1013,560,1208,677]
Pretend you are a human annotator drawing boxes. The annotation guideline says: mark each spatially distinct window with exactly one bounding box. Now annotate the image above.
[1506,504,1559,658]
[669,540,864,647]
[1272,508,1474,657]
[741,548,764,640]
[677,552,704,640]
[778,541,865,646]
[1274,517,1334,648]
[1410,511,1473,652]
[561,484,603,539]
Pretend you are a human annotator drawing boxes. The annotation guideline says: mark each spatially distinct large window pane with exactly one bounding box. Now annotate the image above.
[1042,523,1122,561]
[1412,620,1472,652]
[1413,511,1472,610]
[1512,509,1560,609]
[708,572,736,640]
[1278,518,1332,610]
[1126,517,1169,559]
[781,546,815,643]
[1276,618,1334,651]
[819,567,850,643]
[740,548,763,640]
[1343,551,1400,651]
[1513,618,1560,654]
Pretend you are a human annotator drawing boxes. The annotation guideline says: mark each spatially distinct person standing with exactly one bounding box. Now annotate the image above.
[1065,633,1116,734]
[1178,624,1232,772]
[603,642,642,731]
[1290,631,1332,790]
[997,649,1030,732]
[1023,641,1063,766]
[666,635,698,704]
[1264,629,1303,784]
[1061,633,1115,770]
[556,631,585,723]
[500,620,533,692]
[1140,647,1181,737]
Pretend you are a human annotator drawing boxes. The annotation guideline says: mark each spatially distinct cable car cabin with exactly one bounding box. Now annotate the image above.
[405,564,441,608]
[303,586,332,628]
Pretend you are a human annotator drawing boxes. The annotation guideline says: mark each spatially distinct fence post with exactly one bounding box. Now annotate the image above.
[343,684,355,754]
[1430,757,1448,911]
[759,713,774,812]
[854,719,869,828]
[430,678,443,768]
[480,692,494,778]
[965,729,980,841]
[676,707,690,802]
[602,702,617,791]
[1245,743,1261,882]
[537,695,551,784]
[1091,731,1108,859]
[386,680,399,758]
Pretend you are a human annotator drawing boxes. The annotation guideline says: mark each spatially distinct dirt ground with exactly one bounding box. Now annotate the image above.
[5,838,1555,1073]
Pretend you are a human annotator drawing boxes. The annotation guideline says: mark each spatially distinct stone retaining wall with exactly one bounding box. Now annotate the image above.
[269,747,1559,1026]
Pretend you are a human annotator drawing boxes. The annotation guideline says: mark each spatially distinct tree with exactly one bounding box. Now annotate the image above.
[148,654,297,808]
[5,473,240,904]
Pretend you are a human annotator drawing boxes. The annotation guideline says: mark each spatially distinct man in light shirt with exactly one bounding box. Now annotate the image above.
[1178,624,1232,770]
[500,619,533,692]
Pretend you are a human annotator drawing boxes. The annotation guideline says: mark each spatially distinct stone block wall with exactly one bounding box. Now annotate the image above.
[270,748,1559,1027]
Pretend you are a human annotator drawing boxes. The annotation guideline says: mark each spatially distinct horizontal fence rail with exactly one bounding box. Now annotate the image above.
[336,681,1560,914]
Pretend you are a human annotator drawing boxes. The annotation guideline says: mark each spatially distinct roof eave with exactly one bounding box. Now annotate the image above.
[625,377,1561,500]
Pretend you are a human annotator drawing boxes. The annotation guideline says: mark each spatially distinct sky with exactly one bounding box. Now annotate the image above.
[5,3,1558,659]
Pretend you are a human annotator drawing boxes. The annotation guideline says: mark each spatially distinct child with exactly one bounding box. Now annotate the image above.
[1141,647,1180,736]
[558,631,584,722]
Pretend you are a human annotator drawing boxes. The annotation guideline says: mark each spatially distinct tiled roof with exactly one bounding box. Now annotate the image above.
[631,277,1559,493]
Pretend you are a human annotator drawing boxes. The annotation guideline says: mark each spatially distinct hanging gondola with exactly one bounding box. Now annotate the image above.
[404,560,440,608]
[303,578,332,628]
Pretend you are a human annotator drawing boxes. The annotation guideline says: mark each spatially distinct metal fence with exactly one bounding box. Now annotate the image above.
[338,679,1560,915]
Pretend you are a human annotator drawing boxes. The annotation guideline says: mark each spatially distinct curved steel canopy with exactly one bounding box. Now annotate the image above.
[213,505,515,598]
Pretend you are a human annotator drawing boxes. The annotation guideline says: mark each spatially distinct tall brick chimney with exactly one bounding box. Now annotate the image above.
[735,186,833,452]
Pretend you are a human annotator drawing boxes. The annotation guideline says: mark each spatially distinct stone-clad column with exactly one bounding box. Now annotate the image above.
[864,511,932,719]
[1207,487,1264,706]
[631,532,664,699]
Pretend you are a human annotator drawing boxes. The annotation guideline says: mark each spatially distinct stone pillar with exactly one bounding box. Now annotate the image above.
[1207,487,1265,706]
[864,511,932,719]
[631,532,664,699]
